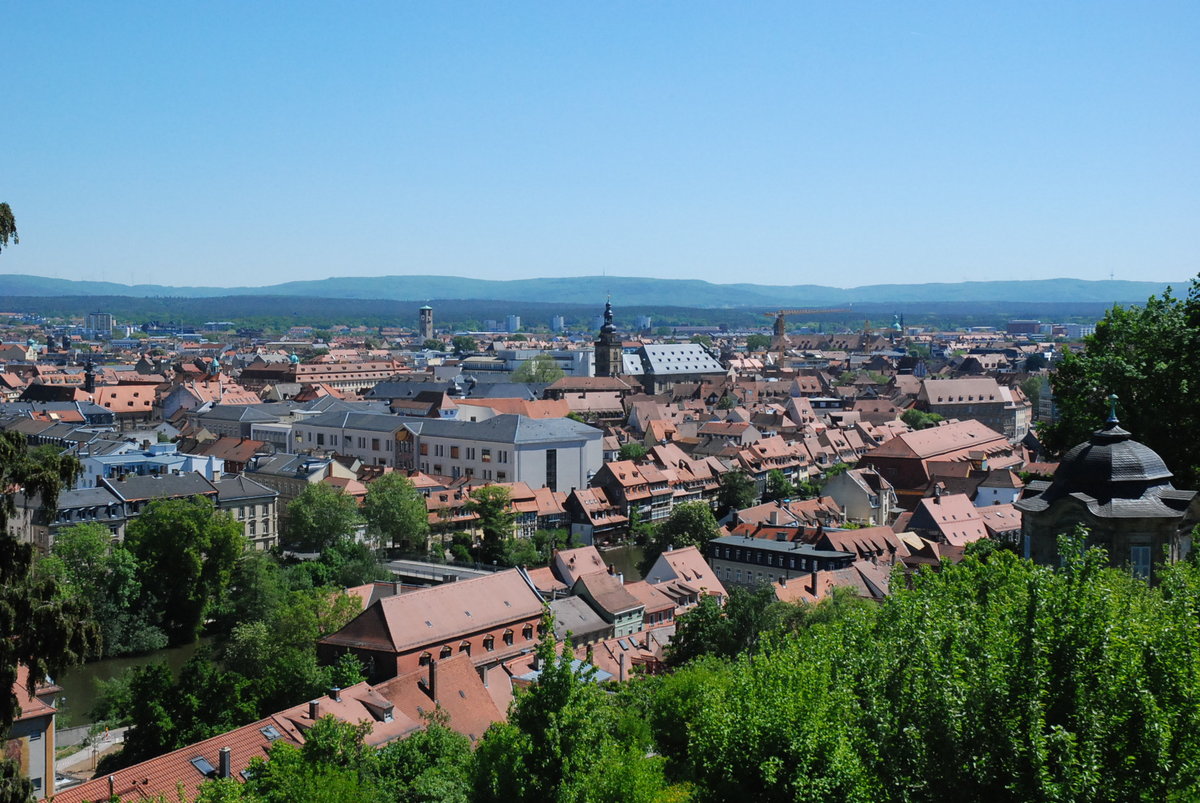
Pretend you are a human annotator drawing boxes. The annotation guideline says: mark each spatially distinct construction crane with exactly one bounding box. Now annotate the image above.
[763,308,852,338]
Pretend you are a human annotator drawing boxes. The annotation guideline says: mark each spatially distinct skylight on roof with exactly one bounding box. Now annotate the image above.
[190,756,216,777]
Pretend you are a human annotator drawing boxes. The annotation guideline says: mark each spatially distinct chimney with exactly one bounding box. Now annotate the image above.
[618,652,627,683]
[617,572,624,585]
[779,576,787,587]
[218,747,231,779]
[428,659,438,701]
[808,569,818,595]
[109,776,116,797]
[308,699,320,720]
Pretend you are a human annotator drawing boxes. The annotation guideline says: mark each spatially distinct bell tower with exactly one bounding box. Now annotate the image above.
[594,300,622,378]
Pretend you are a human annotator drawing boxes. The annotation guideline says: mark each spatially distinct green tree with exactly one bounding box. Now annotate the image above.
[466,485,516,566]
[901,408,944,430]
[745,333,772,352]
[1024,351,1048,371]
[1020,375,1043,413]
[377,708,474,802]
[232,717,381,803]
[0,202,17,254]
[1042,280,1200,487]
[618,441,648,462]
[639,502,720,577]
[690,334,713,348]
[763,468,795,502]
[512,353,566,383]
[124,496,245,645]
[285,483,363,552]
[716,469,757,514]
[39,523,166,656]
[451,335,477,355]
[422,339,443,351]
[0,432,96,743]
[363,473,429,552]
[473,613,674,803]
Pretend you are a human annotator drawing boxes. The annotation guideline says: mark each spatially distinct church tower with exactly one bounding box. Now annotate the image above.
[594,300,622,378]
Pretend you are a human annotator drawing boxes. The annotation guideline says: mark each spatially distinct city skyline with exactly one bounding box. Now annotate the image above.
[4,2,1198,288]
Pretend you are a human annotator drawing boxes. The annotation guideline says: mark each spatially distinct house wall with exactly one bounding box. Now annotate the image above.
[7,713,53,798]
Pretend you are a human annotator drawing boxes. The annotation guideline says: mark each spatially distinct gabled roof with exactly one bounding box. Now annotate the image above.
[575,572,644,617]
[319,569,544,654]
[865,419,1008,460]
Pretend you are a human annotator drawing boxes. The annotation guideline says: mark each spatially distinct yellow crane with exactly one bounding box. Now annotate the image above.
[763,308,851,338]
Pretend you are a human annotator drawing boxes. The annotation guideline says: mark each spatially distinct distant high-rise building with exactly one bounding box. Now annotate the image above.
[506,314,522,333]
[550,315,565,332]
[419,305,434,340]
[484,320,500,332]
[636,315,652,331]
[86,311,114,335]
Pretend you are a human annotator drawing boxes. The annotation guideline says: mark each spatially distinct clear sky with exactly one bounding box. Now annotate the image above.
[4,2,1197,288]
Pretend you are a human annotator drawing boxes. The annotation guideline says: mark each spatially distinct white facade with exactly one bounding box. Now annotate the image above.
[409,415,602,492]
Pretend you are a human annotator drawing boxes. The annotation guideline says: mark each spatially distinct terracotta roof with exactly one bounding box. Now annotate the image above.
[576,572,644,616]
[319,569,544,654]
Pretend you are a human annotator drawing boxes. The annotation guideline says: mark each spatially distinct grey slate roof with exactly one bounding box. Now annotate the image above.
[245,453,331,479]
[406,414,601,445]
[710,534,855,561]
[622,344,725,376]
[299,410,413,432]
[198,405,281,423]
[212,475,279,503]
[102,473,219,502]
[549,596,613,641]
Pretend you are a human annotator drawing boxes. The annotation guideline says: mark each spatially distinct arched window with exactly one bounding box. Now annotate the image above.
[522,624,534,641]
[503,629,514,646]
[483,635,495,652]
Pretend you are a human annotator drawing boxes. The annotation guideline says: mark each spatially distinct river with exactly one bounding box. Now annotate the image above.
[599,543,645,582]
[55,639,212,727]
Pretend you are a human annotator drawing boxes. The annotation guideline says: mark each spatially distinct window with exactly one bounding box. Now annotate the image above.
[522,624,534,640]
[330,435,338,446]
[440,645,453,659]
[316,433,325,446]
[545,449,557,492]
[481,448,492,462]
[458,640,471,655]
[249,520,256,536]
[419,652,432,666]
[467,447,476,460]
[497,471,507,481]
[499,451,508,464]
[1130,546,1152,580]
[483,635,495,651]
[483,469,491,480]
[435,444,445,457]
[359,437,366,448]
[503,629,514,646]
[372,438,381,452]
[420,444,428,456]
[451,446,460,458]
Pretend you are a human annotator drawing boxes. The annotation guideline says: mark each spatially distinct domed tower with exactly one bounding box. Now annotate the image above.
[594,299,622,378]
[1016,395,1200,580]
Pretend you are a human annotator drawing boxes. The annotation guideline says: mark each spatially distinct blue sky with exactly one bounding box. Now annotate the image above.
[3,2,1197,288]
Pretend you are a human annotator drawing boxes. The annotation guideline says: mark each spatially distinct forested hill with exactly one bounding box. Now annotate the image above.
[0,272,1178,307]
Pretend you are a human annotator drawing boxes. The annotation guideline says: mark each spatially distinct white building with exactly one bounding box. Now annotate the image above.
[404,414,602,492]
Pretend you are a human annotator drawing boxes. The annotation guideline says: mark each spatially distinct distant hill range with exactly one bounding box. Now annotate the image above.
[0,273,1180,308]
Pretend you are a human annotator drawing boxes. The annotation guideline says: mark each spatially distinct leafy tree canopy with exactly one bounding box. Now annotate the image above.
[1042,278,1200,487]
[285,483,363,553]
[511,353,565,383]
[362,473,429,552]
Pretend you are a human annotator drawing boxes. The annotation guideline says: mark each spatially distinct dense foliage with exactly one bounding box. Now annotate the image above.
[362,473,429,552]
[162,538,1200,803]
[285,483,363,553]
[1042,276,1200,487]
[0,432,95,803]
